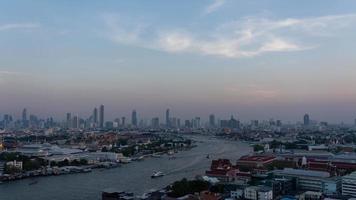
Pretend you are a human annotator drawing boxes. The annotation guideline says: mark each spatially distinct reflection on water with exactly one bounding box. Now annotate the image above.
[0,135,251,200]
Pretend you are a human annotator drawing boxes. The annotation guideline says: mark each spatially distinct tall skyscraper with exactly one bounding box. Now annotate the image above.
[131,110,137,126]
[22,108,27,128]
[209,114,215,128]
[121,117,126,127]
[99,104,104,128]
[22,108,27,122]
[93,107,98,124]
[304,113,310,126]
[166,109,170,127]
[66,113,72,128]
[151,117,159,129]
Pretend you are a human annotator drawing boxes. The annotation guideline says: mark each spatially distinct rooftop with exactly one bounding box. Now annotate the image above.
[273,168,330,178]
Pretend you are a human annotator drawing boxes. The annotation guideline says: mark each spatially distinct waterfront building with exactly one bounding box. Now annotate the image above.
[342,171,356,197]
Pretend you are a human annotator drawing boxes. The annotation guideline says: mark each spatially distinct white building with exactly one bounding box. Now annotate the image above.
[342,171,356,197]
[6,160,23,170]
[244,186,273,200]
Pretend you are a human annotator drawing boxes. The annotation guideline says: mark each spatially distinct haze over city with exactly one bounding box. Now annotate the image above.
[1,0,356,122]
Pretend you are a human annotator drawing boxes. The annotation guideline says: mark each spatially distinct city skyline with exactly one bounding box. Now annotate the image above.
[0,106,354,125]
[1,0,356,122]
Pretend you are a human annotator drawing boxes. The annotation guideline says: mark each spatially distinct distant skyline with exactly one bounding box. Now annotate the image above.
[1,0,356,123]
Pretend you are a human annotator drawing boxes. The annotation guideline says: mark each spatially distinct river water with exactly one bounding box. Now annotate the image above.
[0,135,251,200]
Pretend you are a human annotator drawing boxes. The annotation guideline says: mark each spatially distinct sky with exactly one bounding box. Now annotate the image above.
[1,0,356,123]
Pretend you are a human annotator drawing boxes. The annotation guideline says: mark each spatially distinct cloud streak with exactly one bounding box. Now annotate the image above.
[203,0,225,15]
[104,13,356,59]
[0,23,40,31]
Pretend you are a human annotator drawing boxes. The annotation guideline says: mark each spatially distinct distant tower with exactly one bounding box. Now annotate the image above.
[166,109,170,127]
[22,108,28,128]
[93,107,98,124]
[131,110,137,126]
[209,114,215,128]
[66,113,72,128]
[99,105,104,128]
[22,108,27,122]
[121,117,126,127]
[303,114,310,126]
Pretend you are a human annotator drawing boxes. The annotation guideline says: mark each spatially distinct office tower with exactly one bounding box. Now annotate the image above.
[66,113,72,128]
[166,109,170,127]
[276,120,282,127]
[184,120,191,128]
[131,110,137,126]
[22,108,27,122]
[304,114,310,126]
[72,115,78,129]
[209,114,215,128]
[151,117,159,129]
[121,117,126,127]
[99,105,104,128]
[22,108,28,128]
[177,118,181,128]
[93,107,98,124]
[194,117,200,128]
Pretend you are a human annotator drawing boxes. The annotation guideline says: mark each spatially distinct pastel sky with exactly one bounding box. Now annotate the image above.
[1,0,356,123]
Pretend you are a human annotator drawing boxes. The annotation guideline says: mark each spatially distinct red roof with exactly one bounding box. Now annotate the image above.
[238,155,276,162]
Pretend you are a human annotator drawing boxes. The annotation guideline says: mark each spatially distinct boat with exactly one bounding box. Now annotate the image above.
[29,180,38,185]
[151,171,165,178]
[206,154,210,159]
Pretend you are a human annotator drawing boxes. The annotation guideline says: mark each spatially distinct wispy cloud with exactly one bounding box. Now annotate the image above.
[104,13,356,59]
[203,0,225,15]
[0,23,40,31]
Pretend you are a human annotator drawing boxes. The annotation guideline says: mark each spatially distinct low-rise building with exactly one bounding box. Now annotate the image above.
[244,186,273,200]
[342,171,356,197]
[273,168,340,195]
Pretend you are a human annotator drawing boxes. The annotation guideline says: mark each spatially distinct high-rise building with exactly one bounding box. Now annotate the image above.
[131,110,137,126]
[99,105,104,128]
[209,114,215,128]
[151,117,159,129]
[66,113,72,128]
[166,109,170,127]
[304,114,310,126]
[22,108,27,122]
[121,117,126,127]
[72,115,79,129]
[93,107,98,124]
[22,108,28,128]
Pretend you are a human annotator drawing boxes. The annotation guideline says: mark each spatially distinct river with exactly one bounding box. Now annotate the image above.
[0,135,252,200]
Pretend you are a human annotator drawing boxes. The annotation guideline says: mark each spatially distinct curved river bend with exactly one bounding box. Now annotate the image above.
[0,136,251,200]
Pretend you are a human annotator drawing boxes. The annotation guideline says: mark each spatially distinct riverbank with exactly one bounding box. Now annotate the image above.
[0,135,252,200]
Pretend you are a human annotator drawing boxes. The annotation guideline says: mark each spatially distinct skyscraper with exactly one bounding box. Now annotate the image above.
[166,109,170,127]
[99,105,104,128]
[93,107,98,124]
[22,108,27,122]
[209,114,215,128]
[66,112,72,128]
[304,114,310,126]
[121,117,126,127]
[131,110,137,126]
[22,108,27,127]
